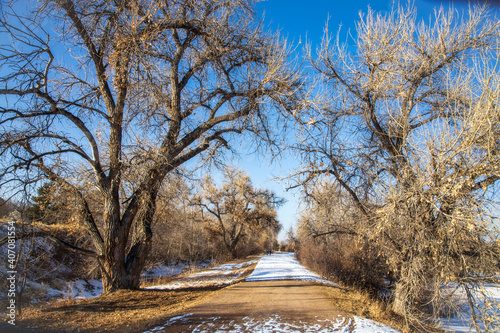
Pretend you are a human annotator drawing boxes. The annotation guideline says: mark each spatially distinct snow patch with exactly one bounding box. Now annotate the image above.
[239,314,349,332]
[65,279,103,299]
[29,279,103,301]
[143,259,257,291]
[143,313,193,332]
[351,316,400,332]
[144,314,400,332]
[438,284,500,332]
[141,261,212,281]
[246,252,338,287]
[192,260,258,278]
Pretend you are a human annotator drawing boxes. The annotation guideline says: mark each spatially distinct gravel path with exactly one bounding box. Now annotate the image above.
[144,253,400,333]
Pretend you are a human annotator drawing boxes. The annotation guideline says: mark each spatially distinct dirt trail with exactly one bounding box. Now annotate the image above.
[143,253,400,332]
[148,280,351,332]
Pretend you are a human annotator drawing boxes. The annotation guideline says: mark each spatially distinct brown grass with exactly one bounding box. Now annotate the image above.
[320,285,409,332]
[14,288,219,333]
[8,259,258,333]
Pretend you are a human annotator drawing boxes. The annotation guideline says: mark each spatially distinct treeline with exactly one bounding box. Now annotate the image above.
[0,198,19,219]
[1,167,280,269]
[151,167,282,263]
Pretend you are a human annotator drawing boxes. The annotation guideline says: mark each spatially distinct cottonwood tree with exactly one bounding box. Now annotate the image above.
[292,3,500,329]
[294,180,389,291]
[295,180,358,240]
[148,170,215,265]
[0,0,302,292]
[192,168,283,258]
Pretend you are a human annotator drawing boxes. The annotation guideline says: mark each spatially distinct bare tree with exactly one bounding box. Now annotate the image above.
[0,0,302,292]
[294,179,389,291]
[291,3,500,329]
[147,170,216,266]
[192,168,283,258]
[0,198,18,219]
[295,180,358,240]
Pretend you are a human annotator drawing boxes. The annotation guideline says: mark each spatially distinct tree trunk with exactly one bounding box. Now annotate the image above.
[229,245,238,259]
[122,240,150,289]
[122,189,157,289]
[101,194,127,293]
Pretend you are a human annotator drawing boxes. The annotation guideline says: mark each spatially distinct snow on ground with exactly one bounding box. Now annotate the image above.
[144,313,399,333]
[438,284,500,332]
[21,279,103,303]
[143,258,258,291]
[141,261,212,281]
[63,279,103,299]
[350,316,400,333]
[18,258,256,302]
[144,252,400,333]
[1,258,256,304]
[246,252,338,287]
[8,259,248,303]
[192,261,258,278]
[145,313,194,332]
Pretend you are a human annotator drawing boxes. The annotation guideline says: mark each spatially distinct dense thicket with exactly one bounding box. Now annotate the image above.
[291,4,500,330]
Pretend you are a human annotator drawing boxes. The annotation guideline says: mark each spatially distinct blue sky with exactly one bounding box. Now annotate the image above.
[233,0,497,240]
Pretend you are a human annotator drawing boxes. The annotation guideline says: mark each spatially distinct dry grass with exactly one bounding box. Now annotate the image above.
[7,259,258,333]
[14,288,219,333]
[320,285,407,332]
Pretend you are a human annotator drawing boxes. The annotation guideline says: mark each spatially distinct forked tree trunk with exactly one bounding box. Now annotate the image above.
[100,221,154,291]
[122,188,157,289]
[100,193,128,293]
[122,221,154,288]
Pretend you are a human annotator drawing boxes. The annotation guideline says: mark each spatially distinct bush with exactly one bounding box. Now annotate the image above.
[297,237,389,294]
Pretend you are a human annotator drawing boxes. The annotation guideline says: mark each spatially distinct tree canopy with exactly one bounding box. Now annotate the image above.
[0,0,302,292]
[291,3,500,328]
[192,167,283,257]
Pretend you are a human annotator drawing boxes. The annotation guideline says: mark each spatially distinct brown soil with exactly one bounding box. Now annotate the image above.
[154,280,354,332]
